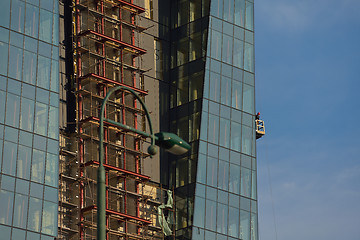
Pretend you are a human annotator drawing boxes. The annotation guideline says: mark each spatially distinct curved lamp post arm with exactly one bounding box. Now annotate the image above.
[99,86,156,158]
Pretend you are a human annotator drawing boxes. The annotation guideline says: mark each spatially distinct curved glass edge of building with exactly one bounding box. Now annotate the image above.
[160,0,258,239]
[0,0,60,239]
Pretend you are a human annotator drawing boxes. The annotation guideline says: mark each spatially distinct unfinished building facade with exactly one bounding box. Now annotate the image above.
[58,0,172,239]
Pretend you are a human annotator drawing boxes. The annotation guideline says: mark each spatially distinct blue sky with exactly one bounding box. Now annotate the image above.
[255,0,360,239]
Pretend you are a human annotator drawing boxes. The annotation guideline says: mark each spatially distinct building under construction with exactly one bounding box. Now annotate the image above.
[58,0,173,239]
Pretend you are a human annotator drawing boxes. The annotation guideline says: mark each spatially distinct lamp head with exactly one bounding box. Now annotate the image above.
[155,132,191,155]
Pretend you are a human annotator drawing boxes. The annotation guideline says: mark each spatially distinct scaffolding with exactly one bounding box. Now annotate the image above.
[58,0,172,239]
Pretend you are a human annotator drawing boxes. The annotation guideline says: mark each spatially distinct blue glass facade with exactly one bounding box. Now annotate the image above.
[162,0,258,239]
[0,0,59,239]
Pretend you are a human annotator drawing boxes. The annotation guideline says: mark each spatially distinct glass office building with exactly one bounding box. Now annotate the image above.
[161,0,258,239]
[0,0,258,239]
[0,0,60,239]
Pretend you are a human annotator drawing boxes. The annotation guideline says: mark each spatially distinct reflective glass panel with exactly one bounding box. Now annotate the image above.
[193,197,205,227]
[41,0,53,12]
[251,214,258,240]
[234,0,245,27]
[30,182,43,198]
[34,102,48,136]
[241,167,251,197]
[28,197,42,232]
[228,206,239,237]
[197,154,206,184]
[217,203,228,234]
[11,0,25,33]
[20,97,35,131]
[26,232,40,240]
[22,83,35,100]
[0,174,15,191]
[5,93,20,127]
[13,193,29,228]
[44,153,58,187]
[37,56,51,89]
[229,163,240,194]
[245,1,254,31]
[230,122,241,152]
[31,149,46,183]
[39,9,53,43]
[19,130,33,147]
[211,0,223,19]
[208,114,219,144]
[251,170,257,199]
[3,141,18,176]
[12,228,26,239]
[244,42,254,72]
[0,42,8,75]
[15,178,29,195]
[223,0,234,23]
[243,83,254,114]
[232,81,242,110]
[241,125,253,155]
[219,118,230,148]
[222,34,233,64]
[221,76,231,106]
[7,78,21,95]
[25,3,39,38]
[206,156,218,187]
[205,199,216,231]
[218,160,229,190]
[233,38,244,68]
[240,210,250,240]
[0,190,14,225]
[8,45,23,80]
[17,145,32,179]
[4,126,18,142]
[210,30,222,60]
[10,31,24,48]
[0,0,10,28]
[50,59,59,92]
[0,91,5,124]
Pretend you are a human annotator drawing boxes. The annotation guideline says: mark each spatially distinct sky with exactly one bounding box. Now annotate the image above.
[254,0,360,240]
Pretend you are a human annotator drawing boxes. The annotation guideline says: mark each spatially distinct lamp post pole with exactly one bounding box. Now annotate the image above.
[97,86,190,239]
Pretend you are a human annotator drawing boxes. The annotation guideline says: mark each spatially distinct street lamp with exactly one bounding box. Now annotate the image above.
[97,86,190,240]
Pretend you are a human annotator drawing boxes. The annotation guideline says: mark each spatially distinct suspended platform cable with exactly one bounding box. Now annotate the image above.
[263,138,279,240]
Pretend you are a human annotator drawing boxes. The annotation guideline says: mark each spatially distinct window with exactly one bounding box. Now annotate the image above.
[229,163,240,194]
[234,0,245,27]
[205,199,217,231]
[31,149,46,183]
[25,3,39,38]
[217,203,228,234]
[13,194,29,228]
[241,167,251,197]
[230,121,241,152]
[2,141,18,176]
[17,145,32,179]
[193,197,205,227]
[232,81,242,110]
[219,118,230,148]
[28,197,42,232]
[39,9,53,43]
[20,98,35,131]
[206,156,218,187]
[208,114,219,144]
